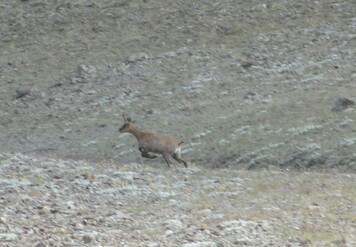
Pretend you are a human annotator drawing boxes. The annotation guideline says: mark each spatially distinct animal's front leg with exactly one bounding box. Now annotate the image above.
[162,152,172,168]
[139,147,158,159]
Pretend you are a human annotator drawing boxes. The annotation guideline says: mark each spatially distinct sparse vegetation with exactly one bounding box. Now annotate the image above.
[0,0,355,245]
[0,0,354,172]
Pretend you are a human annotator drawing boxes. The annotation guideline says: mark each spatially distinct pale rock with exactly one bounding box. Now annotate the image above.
[164,219,183,231]
[181,242,217,247]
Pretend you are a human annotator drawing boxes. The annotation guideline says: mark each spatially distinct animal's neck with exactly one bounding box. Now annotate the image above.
[128,125,146,140]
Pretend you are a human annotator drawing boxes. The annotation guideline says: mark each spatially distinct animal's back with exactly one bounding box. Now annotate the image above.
[140,134,181,154]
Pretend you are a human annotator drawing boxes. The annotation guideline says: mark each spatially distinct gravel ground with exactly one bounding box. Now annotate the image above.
[1,153,355,246]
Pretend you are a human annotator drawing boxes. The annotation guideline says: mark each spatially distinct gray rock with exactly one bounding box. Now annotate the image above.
[0,217,7,225]
[0,233,17,241]
[165,230,174,236]
[332,98,354,112]
[78,64,97,76]
[233,237,253,245]
[218,219,259,232]
[181,242,217,247]
[147,242,160,247]
[34,242,46,247]
[83,235,92,244]
[164,219,183,231]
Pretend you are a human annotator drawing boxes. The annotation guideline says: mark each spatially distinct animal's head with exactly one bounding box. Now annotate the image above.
[119,113,134,133]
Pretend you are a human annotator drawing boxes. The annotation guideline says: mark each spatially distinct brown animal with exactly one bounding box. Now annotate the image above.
[119,114,188,168]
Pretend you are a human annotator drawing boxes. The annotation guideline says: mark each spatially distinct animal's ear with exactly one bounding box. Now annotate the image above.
[122,113,134,123]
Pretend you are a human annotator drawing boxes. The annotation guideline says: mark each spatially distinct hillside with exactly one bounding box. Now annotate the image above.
[0,0,355,172]
[0,1,355,246]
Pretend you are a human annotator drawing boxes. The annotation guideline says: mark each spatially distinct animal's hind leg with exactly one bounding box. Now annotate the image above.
[162,152,172,168]
[173,153,188,168]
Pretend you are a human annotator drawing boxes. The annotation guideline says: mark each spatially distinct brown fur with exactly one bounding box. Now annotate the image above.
[119,115,188,168]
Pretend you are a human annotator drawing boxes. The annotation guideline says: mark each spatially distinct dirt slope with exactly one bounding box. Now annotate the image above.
[0,1,355,170]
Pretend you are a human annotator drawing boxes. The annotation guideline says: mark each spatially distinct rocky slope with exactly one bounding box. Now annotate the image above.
[0,0,355,172]
[1,153,355,246]
[0,1,355,246]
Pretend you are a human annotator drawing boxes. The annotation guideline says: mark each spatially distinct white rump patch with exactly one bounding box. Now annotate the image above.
[174,146,181,155]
